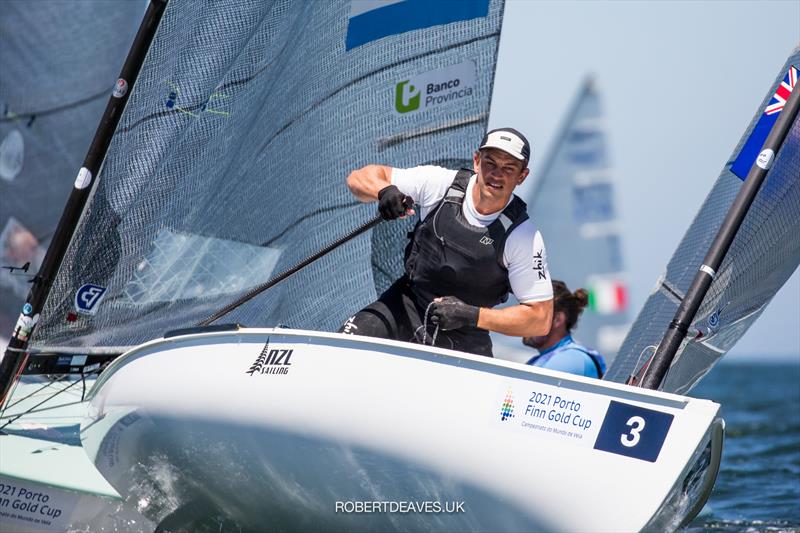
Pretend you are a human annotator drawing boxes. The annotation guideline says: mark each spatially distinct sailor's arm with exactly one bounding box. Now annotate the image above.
[477,300,553,337]
[496,222,553,336]
[347,164,415,219]
[346,164,393,202]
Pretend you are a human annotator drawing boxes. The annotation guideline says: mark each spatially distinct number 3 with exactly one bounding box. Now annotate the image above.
[620,416,646,447]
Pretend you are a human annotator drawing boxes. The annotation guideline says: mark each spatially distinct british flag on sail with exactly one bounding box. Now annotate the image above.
[731,65,798,180]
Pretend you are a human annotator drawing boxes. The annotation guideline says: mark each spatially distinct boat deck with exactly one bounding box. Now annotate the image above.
[0,376,119,500]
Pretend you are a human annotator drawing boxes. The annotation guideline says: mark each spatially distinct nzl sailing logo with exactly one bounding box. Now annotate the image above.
[500,388,515,421]
[75,284,107,315]
[246,338,293,376]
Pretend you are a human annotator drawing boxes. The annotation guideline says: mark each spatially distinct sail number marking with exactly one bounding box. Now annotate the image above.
[593,401,674,462]
[620,416,646,447]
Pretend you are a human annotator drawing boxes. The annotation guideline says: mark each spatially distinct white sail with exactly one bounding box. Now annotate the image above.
[522,77,630,357]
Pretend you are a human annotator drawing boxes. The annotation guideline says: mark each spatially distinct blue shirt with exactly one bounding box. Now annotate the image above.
[526,335,606,379]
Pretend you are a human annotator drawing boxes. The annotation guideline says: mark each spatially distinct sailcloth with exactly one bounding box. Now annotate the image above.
[27,0,506,349]
[605,49,800,393]
[0,1,145,340]
[523,77,630,356]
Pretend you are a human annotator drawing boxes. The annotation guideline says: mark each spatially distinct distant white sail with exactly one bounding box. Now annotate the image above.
[523,77,630,356]
[605,50,800,393]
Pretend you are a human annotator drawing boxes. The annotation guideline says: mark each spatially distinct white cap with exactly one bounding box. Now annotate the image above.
[479,128,531,162]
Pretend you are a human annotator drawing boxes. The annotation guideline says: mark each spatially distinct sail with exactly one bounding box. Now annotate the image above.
[27,0,505,349]
[523,77,630,356]
[605,49,800,393]
[0,1,145,341]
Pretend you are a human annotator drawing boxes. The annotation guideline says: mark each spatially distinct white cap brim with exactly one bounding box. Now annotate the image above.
[479,130,527,161]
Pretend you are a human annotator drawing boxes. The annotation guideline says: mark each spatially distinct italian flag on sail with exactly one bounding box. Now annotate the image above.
[587,279,627,314]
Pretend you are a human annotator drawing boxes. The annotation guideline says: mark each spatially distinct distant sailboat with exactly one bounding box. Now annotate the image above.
[523,76,630,357]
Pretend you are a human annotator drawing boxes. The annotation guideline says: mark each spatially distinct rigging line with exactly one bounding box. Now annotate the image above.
[1,375,68,412]
[0,370,101,428]
[0,87,110,122]
[197,215,383,325]
[0,399,88,420]
[260,201,360,247]
[0,377,83,429]
[627,345,656,386]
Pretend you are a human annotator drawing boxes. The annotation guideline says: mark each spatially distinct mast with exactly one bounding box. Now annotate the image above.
[0,0,169,407]
[642,77,800,390]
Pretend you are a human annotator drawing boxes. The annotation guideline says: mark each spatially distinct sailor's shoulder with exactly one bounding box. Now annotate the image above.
[555,344,594,358]
[392,164,452,178]
[504,217,539,242]
[508,193,528,212]
[557,341,603,361]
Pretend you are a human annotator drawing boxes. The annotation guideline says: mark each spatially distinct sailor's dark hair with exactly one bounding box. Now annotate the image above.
[552,279,589,331]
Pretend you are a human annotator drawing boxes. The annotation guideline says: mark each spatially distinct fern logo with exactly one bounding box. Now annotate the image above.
[246,337,293,376]
[395,80,420,113]
[246,338,271,375]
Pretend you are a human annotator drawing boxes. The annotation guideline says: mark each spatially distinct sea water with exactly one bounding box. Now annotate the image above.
[687,359,800,531]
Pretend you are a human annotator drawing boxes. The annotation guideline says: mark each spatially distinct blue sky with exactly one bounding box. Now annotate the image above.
[489,0,799,361]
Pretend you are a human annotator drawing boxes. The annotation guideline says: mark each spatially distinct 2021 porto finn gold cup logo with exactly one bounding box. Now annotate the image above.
[393,60,476,115]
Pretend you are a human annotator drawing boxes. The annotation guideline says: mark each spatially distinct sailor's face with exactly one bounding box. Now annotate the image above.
[473,149,528,200]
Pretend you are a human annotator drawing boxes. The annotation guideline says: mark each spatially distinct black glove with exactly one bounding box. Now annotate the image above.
[430,296,480,331]
[378,185,413,220]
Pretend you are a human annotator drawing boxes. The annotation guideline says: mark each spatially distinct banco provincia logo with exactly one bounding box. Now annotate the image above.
[392,60,476,116]
[246,337,293,376]
[500,388,515,421]
[395,80,421,113]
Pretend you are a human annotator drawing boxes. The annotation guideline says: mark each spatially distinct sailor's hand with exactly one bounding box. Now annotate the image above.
[377,185,414,220]
[430,296,480,331]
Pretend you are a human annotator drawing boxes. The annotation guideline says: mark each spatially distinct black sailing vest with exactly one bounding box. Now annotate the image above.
[404,169,529,310]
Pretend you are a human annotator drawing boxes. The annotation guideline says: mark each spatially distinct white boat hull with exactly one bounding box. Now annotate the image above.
[82,328,723,531]
[0,377,154,532]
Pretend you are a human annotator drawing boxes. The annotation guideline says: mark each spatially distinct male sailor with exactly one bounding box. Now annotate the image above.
[523,279,607,378]
[339,128,553,357]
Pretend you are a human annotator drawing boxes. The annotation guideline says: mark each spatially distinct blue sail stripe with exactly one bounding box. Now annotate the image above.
[730,65,798,180]
[345,0,490,50]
